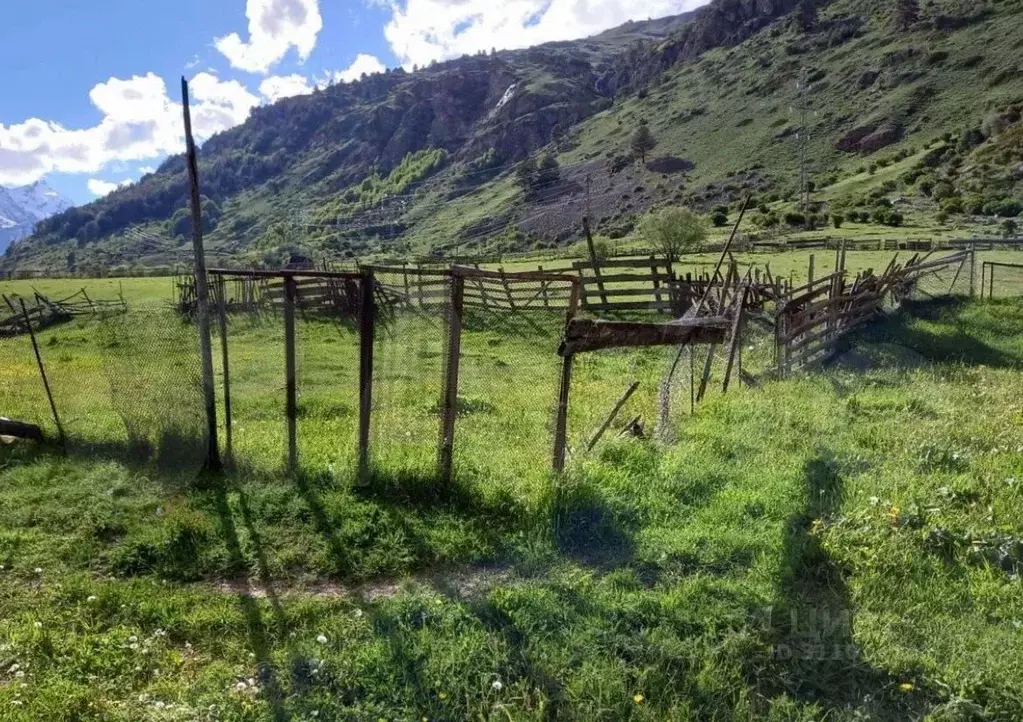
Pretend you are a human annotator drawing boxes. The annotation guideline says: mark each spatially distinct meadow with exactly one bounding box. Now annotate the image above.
[1,270,1022,720]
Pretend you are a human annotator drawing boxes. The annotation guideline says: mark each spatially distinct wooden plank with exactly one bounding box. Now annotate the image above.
[0,418,43,442]
[580,287,663,299]
[721,289,747,393]
[438,276,465,483]
[578,272,669,284]
[559,317,728,355]
[586,381,640,452]
[581,300,676,312]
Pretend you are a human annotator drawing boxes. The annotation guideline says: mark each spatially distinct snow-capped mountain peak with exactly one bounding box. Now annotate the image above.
[0,181,74,252]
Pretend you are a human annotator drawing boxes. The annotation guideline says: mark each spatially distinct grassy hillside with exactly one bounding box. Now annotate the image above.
[5,0,1023,274]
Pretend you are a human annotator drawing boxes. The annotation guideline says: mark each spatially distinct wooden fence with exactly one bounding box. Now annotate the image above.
[776,249,974,373]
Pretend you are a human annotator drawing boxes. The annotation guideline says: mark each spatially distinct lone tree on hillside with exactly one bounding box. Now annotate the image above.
[894,0,920,30]
[515,154,561,198]
[630,122,657,164]
[638,207,707,264]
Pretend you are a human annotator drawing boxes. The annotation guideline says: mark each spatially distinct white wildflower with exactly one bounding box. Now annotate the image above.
[86,595,98,603]
[8,664,20,674]
[354,609,363,618]
[14,671,24,679]
[492,679,503,691]
[33,568,42,574]
[128,635,137,643]
[316,634,328,644]
[33,622,42,629]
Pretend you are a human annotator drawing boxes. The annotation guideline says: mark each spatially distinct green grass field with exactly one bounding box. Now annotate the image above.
[1,273,1023,720]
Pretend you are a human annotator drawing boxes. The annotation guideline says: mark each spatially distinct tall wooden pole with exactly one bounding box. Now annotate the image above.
[438,273,465,483]
[181,77,220,472]
[284,276,298,472]
[552,280,581,473]
[216,277,233,466]
[358,270,375,483]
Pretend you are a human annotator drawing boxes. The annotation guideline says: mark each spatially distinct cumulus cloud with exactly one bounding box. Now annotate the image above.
[216,0,323,74]
[331,53,387,83]
[87,178,131,197]
[0,72,259,186]
[380,0,701,68]
[259,73,314,101]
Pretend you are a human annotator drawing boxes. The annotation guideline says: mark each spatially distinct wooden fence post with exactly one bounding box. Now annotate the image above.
[358,270,375,482]
[969,245,976,298]
[284,276,298,472]
[181,76,220,472]
[552,280,581,473]
[438,273,465,483]
[808,254,815,286]
[216,276,233,466]
[20,300,65,447]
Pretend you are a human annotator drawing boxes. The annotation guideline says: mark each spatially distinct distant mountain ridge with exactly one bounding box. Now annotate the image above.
[0,181,73,251]
[6,0,1023,273]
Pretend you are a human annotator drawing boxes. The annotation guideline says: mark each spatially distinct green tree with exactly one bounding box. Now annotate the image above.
[536,153,561,191]
[1002,218,1018,238]
[832,213,844,229]
[515,157,539,196]
[630,123,657,164]
[638,207,707,263]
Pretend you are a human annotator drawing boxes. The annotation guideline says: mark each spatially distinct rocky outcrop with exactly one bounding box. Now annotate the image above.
[837,121,902,153]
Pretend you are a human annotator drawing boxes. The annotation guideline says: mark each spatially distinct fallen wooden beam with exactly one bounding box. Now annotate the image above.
[558,317,728,356]
[0,417,44,442]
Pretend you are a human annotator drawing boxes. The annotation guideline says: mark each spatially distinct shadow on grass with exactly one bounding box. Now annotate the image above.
[210,480,292,721]
[851,297,1023,369]
[754,454,934,717]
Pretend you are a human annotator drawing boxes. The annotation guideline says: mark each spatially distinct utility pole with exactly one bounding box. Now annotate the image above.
[796,67,811,213]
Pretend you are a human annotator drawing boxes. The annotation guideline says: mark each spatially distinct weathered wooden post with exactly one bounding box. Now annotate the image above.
[283,276,298,472]
[216,276,233,466]
[808,254,815,287]
[358,270,375,482]
[20,299,65,446]
[181,76,220,472]
[438,271,465,482]
[552,280,581,473]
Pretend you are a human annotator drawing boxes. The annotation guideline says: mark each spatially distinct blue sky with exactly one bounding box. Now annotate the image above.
[1,0,698,205]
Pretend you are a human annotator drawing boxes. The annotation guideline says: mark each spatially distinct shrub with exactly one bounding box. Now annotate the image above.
[832,213,844,228]
[637,206,708,262]
[917,178,935,197]
[784,211,806,226]
[935,210,949,224]
[940,197,964,214]
[931,181,955,200]
[711,211,729,227]
[1002,219,1019,238]
[886,211,904,226]
[996,200,1023,218]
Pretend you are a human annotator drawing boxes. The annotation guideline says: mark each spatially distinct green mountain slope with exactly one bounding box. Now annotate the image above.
[5,0,1023,273]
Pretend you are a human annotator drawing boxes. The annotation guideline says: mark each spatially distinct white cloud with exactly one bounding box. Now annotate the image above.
[0,72,259,186]
[87,178,131,197]
[380,0,701,68]
[139,166,156,174]
[331,53,387,83]
[216,0,323,74]
[259,73,314,101]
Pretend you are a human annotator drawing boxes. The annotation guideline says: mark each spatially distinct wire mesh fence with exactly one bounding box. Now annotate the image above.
[980,262,1023,299]
[0,302,206,472]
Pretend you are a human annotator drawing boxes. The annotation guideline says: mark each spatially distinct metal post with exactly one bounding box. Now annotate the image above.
[181,76,220,472]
